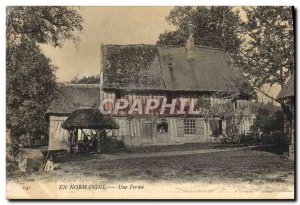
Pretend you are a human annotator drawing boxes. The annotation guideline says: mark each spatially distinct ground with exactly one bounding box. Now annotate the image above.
[8,144,293,183]
[6,144,294,199]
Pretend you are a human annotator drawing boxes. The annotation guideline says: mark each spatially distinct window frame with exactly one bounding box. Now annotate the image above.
[184,118,196,135]
[157,119,168,133]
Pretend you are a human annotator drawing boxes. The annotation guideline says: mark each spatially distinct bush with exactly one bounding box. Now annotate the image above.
[11,132,48,148]
[240,132,260,144]
[257,131,289,154]
[6,157,19,177]
[101,137,125,153]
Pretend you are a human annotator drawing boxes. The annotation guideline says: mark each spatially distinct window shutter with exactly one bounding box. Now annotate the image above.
[196,118,205,136]
[177,118,184,137]
[125,119,130,136]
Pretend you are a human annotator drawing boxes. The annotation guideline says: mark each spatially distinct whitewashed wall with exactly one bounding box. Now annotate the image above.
[48,116,69,151]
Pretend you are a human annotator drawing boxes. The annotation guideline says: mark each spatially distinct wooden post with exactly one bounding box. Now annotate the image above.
[96,129,101,153]
[70,130,74,154]
[67,130,71,153]
[74,129,78,145]
[101,132,104,152]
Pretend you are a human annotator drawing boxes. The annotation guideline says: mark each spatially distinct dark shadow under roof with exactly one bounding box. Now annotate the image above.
[62,109,119,130]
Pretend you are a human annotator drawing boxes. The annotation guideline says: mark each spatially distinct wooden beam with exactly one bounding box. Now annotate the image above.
[69,130,73,154]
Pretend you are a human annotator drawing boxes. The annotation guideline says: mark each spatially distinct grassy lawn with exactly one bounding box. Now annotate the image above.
[120,142,248,153]
[8,147,294,185]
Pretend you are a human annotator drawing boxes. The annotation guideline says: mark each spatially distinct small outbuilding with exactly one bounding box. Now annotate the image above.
[62,108,119,153]
[45,84,100,151]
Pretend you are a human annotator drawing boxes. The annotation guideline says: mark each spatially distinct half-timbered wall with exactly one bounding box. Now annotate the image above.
[108,117,223,146]
[101,90,255,146]
[47,91,255,149]
[100,90,233,115]
[48,114,254,148]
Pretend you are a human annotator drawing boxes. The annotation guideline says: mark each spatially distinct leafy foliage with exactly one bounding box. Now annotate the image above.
[6,6,83,142]
[7,41,57,136]
[251,108,284,135]
[7,6,83,47]
[157,6,256,101]
[158,6,294,95]
[158,6,294,130]
[232,6,294,88]
[231,7,294,126]
[249,108,287,149]
[197,98,247,141]
[70,75,100,84]
[157,6,242,53]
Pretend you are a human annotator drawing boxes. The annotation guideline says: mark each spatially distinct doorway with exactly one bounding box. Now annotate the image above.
[142,123,153,144]
[218,120,223,135]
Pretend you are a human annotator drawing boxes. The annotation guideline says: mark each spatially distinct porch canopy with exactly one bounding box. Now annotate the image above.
[62,108,119,130]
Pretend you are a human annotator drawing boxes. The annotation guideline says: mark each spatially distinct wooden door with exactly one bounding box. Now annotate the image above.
[218,120,222,135]
[142,123,153,144]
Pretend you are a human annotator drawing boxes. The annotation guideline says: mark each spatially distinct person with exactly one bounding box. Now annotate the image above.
[159,126,165,133]
[44,155,54,172]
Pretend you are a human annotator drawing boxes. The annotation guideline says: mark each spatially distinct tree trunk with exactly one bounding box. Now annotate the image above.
[280,102,292,124]
[280,101,294,160]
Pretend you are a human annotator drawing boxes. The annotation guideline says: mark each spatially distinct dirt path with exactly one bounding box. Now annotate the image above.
[88,146,251,163]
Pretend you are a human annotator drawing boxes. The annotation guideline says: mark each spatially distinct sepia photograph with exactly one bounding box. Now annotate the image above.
[5,6,295,200]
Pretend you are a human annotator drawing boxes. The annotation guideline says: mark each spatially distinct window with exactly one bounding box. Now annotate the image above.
[157,119,168,133]
[184,119,196,135]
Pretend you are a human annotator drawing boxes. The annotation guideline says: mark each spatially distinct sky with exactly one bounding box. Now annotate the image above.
[40,6,281,103]
[40,7,174,82]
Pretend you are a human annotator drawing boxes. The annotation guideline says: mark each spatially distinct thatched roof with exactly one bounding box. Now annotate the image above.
[46,84,100,115]
[276,75,295,100]
[102,44,242,92]
[62,109,119,130]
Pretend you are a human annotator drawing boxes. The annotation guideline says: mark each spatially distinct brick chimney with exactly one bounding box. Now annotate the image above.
[186,23,195,59]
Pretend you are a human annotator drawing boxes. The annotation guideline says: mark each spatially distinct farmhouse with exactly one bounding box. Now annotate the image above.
[100,34,256,146]
[46,34,257,150]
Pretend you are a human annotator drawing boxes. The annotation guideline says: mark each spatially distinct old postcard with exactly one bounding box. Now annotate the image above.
[6,6,295,200]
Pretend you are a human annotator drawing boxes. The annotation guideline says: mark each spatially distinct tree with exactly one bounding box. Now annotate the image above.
[232,6,294,89]
[159,7,294,113]
[231,7,294,122]
[7,6,83,47]
[7,41,57,139]
[70,74,100,84]
[157,6,242,53]
[6,6,83,142]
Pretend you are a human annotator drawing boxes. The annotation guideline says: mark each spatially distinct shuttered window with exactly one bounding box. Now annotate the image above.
[184,119,196,135]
